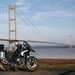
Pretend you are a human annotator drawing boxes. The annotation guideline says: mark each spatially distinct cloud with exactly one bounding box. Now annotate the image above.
[18,24,72,43]
[16,0,31,13]
[0,14,8,39]
[0,0,74,44]
[62,0,73,2]
[31,10,75,25]
[16,0,25,6]
[32,10,75,21]
[16,0,31,8]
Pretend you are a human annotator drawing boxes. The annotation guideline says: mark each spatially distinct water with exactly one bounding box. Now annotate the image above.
[31,47,75,59]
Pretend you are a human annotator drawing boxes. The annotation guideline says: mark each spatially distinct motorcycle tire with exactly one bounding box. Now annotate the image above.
[26,56,38,71]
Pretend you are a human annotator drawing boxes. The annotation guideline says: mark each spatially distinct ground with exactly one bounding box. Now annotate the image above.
[0,70,75,75]
[1,59,75,75]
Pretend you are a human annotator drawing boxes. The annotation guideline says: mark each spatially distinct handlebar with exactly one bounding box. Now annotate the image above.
[23,41,35,52]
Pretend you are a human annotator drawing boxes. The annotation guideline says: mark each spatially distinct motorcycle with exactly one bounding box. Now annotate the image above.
[0,41,38,71]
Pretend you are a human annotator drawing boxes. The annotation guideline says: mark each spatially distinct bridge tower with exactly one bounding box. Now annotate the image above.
[8,5,17,44]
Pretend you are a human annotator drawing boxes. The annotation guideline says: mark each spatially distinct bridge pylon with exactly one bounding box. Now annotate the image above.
[8,5,17,47]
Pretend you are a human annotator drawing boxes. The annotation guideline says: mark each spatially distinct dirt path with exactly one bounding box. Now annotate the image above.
[0,70,75,75]
[0,70,53,75]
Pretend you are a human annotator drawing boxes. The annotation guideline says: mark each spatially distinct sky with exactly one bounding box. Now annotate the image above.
[0,0,75,45]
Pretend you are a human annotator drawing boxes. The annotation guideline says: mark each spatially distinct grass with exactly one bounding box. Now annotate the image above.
[39,63,75,71]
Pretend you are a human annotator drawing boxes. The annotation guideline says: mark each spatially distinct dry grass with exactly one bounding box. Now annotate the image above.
[39,63,75,71]
[38,59,75,71]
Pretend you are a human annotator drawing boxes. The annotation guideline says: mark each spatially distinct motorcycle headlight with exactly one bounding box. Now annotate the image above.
[0,51,5,59]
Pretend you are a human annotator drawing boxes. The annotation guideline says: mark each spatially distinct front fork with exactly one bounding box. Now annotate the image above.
[24,52,30,65]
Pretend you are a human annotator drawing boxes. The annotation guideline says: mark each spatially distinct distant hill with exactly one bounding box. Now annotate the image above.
[33,45,71,49]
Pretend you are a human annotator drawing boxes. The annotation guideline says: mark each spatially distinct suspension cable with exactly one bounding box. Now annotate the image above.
[17,9,41,33]
[16,12,40,33]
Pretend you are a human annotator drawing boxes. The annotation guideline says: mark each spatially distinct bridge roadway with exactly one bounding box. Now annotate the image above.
[0,39,70,46]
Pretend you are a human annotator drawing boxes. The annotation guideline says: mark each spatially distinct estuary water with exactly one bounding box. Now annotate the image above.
[31,47,75,59]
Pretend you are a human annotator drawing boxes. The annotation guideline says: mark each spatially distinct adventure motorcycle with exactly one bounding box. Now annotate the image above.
[0,41,38,71]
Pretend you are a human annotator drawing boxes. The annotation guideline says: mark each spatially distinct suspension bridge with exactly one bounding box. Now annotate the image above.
[0,5,73,48]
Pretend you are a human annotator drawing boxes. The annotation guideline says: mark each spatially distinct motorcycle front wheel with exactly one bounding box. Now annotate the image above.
[26,56,38,71]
